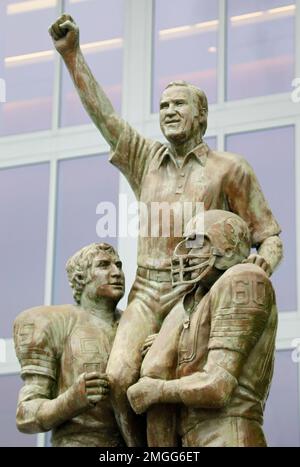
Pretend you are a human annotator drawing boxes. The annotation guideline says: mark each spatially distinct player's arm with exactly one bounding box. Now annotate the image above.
[127,349,243,414]
[49,14,123,149]
[17,372,109,433]
[128,270,273,414]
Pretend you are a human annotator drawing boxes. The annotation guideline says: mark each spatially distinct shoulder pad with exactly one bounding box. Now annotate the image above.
[14,305,75,380]
[208,264,275,356]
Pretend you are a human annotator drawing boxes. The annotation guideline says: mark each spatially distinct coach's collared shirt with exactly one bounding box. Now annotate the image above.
[110,122,281,270]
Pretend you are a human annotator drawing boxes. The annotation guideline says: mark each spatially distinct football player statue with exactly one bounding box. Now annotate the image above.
[14,243,125,447]
[128,210,277,447]
[48,13,282,447]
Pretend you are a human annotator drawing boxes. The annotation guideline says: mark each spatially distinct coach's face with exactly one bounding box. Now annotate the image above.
[159,86,199,145]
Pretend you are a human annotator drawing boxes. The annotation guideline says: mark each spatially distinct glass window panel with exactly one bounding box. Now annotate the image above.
[226,126,296,312]
[53,154,119,304]
[264,350,300,447]
[0,374,37,447]
[0,163,49,338]
[60,0,124,127]
[205,136,217,150]
[152,0,218,113]
[226,0,295,100]
[0,0,58,136]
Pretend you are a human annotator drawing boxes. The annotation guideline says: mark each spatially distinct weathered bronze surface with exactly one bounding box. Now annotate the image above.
[15,14,284,447]
[128,210,277,447]
[14,243,125,447]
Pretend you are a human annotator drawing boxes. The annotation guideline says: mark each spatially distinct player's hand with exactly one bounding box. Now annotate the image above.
[48,13,79,57]
[74,372,110,408]
[243,254,271,276]
[141,334,158,358]
[127,377,163,414]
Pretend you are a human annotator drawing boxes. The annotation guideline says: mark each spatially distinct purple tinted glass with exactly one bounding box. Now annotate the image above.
[226,126,296,312]
[205,136,217,150]
[60,0,124,127]
[227,0,295,100]
[0,0,57,135]
[0,163,49,338]
[152,0,218,113]
[53,154,119,304]
[264,351,300,447]
[0,375,37,447]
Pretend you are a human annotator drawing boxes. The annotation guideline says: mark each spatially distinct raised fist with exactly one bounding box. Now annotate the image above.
[48,13,79,57]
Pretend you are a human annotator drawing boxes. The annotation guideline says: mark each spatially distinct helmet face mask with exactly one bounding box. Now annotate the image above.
[171,237,221,286]
[171,210,251,287]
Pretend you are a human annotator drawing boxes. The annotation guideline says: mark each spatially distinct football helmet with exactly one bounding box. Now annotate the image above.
[171,210,251,286]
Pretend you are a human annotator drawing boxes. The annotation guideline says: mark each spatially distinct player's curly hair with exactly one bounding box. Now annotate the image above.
[66,242,117,304]
[164,81,208,137]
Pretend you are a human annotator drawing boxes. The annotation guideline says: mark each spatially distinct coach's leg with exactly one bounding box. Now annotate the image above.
[106,297,158,446]
[141,303,185,446]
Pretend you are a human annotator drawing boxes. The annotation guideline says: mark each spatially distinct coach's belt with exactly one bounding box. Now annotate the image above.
[137,267,171,283]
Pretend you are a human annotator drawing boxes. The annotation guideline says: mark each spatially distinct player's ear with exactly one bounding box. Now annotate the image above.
[74,272,85,287]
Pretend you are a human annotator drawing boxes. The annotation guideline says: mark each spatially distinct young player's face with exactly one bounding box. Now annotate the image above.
[89,251,125,302]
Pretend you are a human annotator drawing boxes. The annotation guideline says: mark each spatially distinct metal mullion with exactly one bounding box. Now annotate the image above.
[217,0,227,106]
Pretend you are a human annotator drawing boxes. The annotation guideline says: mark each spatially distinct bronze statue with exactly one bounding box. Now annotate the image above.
[128,210,277,447]
[14,243,125,447]
[48,14,282,446]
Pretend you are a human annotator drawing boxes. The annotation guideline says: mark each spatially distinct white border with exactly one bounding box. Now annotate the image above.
[0,0,299,447]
